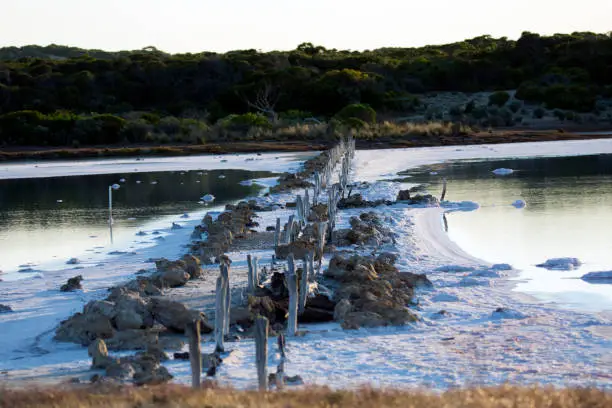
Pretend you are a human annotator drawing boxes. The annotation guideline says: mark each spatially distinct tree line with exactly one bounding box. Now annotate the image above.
[0,31,611,147]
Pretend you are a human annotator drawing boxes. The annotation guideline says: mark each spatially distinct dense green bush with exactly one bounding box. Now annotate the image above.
[218,113,270,129]
[488,91,510,107]
[334,103,376,124]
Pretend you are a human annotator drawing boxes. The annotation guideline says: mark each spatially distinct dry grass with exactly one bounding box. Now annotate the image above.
[0,384,610,408]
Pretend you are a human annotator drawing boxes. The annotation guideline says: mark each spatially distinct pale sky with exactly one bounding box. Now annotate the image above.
[3,0,611,53]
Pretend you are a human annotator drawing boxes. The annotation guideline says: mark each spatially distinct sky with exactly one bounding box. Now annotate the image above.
[3,0,611,53]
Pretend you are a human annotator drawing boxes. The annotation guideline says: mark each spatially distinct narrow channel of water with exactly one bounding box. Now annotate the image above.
[406,154,612,312]
[0,169,275,278]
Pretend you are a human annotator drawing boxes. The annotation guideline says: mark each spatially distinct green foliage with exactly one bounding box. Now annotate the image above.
[218,113,270,129]
[508,101,522,113]
[1,32,611,146]
[533,107,546,118]
[334,103,376,124]
[488,91,510,107]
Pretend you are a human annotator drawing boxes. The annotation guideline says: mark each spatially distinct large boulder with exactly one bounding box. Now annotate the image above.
[104,329,159,351]
[88,339,116,369]
[149,298,213,333]
[248,296,288,325]
[182,254,203,279]
[113,292,154,331]
[341,312,387,329]
[151,260,190,288]
[334,299,353,321]
[55,312,114,345]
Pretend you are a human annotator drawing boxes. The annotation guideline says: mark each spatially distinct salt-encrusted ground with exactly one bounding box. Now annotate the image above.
[1,140,611,389]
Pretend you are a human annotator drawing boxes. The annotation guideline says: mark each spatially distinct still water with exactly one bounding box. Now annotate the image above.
[0,169,275,277]
[408,154,612,312]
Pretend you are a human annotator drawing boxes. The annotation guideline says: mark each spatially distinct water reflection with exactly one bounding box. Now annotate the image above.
[405,154,612,312]
[0,169,275,274]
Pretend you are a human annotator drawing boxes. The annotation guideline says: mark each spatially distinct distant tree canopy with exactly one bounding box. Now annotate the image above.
[0,32,611,146]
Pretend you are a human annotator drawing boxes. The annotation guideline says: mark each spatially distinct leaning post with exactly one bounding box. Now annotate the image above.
[254,316,269,391]
[186,319,202,388]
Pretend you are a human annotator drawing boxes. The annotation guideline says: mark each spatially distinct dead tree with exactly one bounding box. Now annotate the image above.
[244,82,280,124]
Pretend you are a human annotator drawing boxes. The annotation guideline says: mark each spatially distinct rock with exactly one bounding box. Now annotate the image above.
[173,352,190,360]
[333,299,353,321]
[266,226,276,232]
[307,204,329,222]
[113,291,154,331]
[275,241,316,261]
[133,366,173,386]
[104,329,159,351]
[66,258,80,265]
[105,362,136,380]
[248,296,287,325]
[182,254,203,279]
[341,311,387,329]
[299,305,334,323]
[230,306,252,326]
[536,258,581,271]
[60,275,83,292]
[55,313,114,345]
[149,298,213,333]
[399,272,433,288]
[0,304,13,313]
[88,339,116,369]
[152,259,190,287]
[397,190,411,201]
[337,194,390,209]
[407,194,440,206]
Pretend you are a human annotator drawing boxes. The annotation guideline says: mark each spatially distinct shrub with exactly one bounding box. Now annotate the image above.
[335,103,376,124]
[533,107,545,118]
[488,91,510,107]
[553,110,566,121]
[509,100,522,113]
[218,113,271,129]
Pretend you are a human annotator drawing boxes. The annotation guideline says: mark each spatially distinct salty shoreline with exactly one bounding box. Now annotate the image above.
[1,139,611,389]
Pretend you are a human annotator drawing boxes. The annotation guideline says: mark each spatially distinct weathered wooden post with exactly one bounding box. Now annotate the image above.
[285,215,294,244]
[286,254,298,337]
[316,222,327,275]
[247,254,255,293]
[305,189,311,213]
[254,316,269,391]
[296,194,304,223]
[214,275,226,353]
[186,319,202,388]
[221,262,231,335]
[298,257,309,315]
[275,333,286,389]
[307,250,315,281]
[253,256,259,287]
[441,177,448,201]
[274,217,281,249]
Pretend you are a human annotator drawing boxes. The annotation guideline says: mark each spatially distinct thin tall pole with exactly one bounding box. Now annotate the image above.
[108,186,113,243]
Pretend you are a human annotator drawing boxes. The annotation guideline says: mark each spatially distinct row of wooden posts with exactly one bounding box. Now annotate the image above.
[187,137,356,390]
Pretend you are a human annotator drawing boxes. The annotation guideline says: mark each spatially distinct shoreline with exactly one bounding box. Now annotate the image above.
[1,129,612,163]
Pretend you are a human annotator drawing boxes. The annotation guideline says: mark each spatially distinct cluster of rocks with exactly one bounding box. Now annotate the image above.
[55,279,212,352]
[396,190,440,206]
[335,212,395,247]
[270,173,314,193]
[88,338,173,385]
[307,203,329,222]
[325,253,430,329]
[190,201,259,264]
[0,304,13,313]
[337,194,391,209]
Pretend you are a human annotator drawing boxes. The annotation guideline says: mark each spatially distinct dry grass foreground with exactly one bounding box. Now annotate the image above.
[1,385,610,408]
